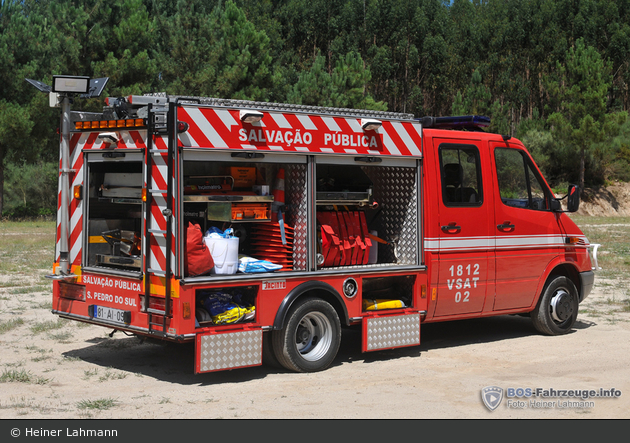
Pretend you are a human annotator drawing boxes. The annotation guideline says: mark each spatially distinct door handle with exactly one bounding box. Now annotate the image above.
[497,221,515,231]
[441,222,461,233]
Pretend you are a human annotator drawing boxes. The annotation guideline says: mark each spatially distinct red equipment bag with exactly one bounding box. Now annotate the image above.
[359,211,372,264]
[317,211,371,267]
[185,222,215,276]
[317,212,342,267]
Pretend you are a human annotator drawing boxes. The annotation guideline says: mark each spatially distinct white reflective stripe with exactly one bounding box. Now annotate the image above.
[151,154,168,189]
[392,121,421,156]
[152,194,167,213]
[78,132,90,147]
[120,132,137,149]
[186,107,228,148]
[423,237,494,251]
[71,164,83,187]
[270,112,292,128]
[322,117,341,132]
[150,249,163,272]
[70,203,82,230]
[297,115,317,130]
[495,235,565,249]
[424,235,567,251]
[70,233,82,263]
[381,130,401,156]
[424,239,440,251]
[347,118,363,133]
[214,109,239,130]
[411,121,423,139]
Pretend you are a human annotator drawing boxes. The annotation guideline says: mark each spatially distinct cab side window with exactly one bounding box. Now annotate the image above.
[439,144,483,206]
[495,148,549,210]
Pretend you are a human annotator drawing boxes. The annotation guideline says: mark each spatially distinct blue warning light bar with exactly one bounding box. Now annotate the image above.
[419,115,490,131]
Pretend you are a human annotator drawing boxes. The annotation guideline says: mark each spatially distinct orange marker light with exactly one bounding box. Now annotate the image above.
[73,185,83,200]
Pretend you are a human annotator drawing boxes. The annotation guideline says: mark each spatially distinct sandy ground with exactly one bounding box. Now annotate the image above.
[0,270,628,421]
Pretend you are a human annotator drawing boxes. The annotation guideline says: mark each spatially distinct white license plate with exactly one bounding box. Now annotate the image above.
[92,305,129,325]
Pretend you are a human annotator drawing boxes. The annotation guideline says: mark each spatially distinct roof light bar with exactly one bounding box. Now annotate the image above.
[74,119,145,130]
[420,115,490,131]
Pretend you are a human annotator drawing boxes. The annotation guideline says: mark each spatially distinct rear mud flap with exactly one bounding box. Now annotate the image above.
[362,312,421,352]
[195,328,262,373]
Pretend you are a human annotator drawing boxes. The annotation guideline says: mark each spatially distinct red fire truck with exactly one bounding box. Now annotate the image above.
[49,94,598,373]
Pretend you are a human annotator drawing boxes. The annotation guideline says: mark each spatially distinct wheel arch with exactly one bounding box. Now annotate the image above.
[533,260,582,310]
[272,281,349,330]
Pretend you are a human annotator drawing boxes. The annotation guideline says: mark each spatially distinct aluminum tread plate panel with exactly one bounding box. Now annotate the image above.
[196,329,262,373]
[364,313,420,352]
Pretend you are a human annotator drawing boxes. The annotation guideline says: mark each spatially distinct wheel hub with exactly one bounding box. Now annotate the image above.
[550,289,573,322]
[297,326,310,344]
[294,312,332,361]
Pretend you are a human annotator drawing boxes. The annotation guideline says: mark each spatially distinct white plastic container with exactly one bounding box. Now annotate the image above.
[204,236,239,274]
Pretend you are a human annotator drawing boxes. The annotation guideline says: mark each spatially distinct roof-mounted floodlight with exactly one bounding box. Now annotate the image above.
[361,118,382,131]
[52,76,90,94]
[97,132,119,145]
[240,110,264,124]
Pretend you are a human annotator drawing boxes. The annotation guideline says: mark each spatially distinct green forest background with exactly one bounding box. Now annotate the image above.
[2,0,630,217]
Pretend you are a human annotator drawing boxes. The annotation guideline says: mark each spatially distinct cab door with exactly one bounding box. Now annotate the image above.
[490,142,563,310]
[433,139,493,316]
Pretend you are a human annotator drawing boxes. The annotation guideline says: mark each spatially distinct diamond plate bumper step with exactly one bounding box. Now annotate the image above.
[362,312,421,352]
[195,328,262,373]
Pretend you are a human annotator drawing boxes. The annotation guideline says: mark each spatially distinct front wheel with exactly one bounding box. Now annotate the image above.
[531,276,579,336]
[271,297,341,373]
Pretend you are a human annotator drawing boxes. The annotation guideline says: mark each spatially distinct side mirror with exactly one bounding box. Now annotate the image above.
[566,184,580,212]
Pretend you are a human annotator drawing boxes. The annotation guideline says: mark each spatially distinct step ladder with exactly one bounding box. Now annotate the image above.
[143,102,175,335]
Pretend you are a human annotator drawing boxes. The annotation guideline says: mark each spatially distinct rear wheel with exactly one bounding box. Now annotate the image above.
[271,297,341,373]
[531,276,579,335]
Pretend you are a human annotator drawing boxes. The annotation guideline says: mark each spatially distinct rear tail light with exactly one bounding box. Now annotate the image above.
[177,121,189,133]
[140,296,173,315]
[58,281,86,301]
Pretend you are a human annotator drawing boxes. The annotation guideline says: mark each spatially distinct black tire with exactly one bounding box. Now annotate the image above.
[531,276,579,336]
[271,297,341,373]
